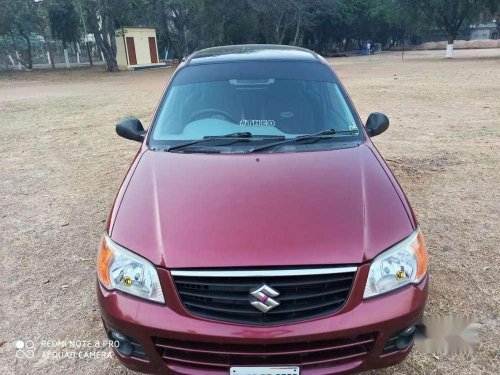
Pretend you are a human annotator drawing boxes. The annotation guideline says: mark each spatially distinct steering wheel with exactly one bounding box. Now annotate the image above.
[187,108,238,124]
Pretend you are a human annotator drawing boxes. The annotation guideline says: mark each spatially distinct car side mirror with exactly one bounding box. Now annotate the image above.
[116,118,146,142]
[365,112,389,137]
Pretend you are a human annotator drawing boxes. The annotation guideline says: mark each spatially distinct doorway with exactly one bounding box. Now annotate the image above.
[126,37,137,65]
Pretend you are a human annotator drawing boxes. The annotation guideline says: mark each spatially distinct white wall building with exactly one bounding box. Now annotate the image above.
[115,27,163,70]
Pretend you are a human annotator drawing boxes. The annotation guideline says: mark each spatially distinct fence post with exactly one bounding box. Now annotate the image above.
[47,51,52,66]
[8,54,16,66]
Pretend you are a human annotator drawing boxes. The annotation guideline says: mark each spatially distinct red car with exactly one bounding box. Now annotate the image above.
[97,45,428,375]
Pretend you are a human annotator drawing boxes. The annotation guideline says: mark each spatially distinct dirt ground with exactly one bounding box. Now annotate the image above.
[1,48,499,375]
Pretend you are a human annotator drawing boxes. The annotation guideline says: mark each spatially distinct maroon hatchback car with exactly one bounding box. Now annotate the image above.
[97,45,428,375]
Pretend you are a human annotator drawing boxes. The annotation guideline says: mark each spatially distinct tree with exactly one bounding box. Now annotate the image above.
[0,0,50,69]
[412,0,500,57]
[248,0,301,44]
[201,0,258,47]
[31,0,58,68]
[1,0,497,72]
[304,0,394,53]
[48,0,80,67]
[288,0,342,46]
[484,3,500,38]
[370,0,426,49]
[148,0,203,59]
[82,0,143,71]
[0,0,65,69]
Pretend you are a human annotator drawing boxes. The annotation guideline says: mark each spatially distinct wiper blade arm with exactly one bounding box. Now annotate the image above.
[204,132,253,139]
[165,132,253,151]
[165,132,286,152]
[247,129,357,153]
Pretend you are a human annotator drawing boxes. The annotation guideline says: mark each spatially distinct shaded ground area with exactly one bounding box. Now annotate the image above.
[1,49,499,374]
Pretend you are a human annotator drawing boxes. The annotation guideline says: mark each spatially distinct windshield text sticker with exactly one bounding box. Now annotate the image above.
[240,119,276,127]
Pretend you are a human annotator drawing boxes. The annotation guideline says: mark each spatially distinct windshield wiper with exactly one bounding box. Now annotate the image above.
[164,132,285,152]
[165,132,251,152]
[246,129,358,153]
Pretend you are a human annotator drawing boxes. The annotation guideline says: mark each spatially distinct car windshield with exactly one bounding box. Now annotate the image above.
[150,61,363,150]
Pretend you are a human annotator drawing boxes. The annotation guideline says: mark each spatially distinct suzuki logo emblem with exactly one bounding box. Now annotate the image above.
[250,284,280,313]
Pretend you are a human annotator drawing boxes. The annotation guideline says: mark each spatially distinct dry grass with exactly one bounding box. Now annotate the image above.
[0,48,499,375]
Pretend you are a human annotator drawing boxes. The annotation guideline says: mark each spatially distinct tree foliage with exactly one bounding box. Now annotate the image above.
[82,0,145,71]
[47,0,80,48]
[0,0,55,69]
[1,0,499,71]
[402,0,499,44]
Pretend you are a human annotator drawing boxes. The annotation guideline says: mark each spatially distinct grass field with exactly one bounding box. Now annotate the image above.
[1,48,499,374]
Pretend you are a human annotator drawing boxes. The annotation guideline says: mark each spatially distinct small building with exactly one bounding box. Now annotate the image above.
[115,27,164,70]
[418,21,498,43]
[470,22,498,40]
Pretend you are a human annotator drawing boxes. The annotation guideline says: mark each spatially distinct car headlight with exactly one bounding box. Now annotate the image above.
[364,229,428,299]
[97,235,164,303]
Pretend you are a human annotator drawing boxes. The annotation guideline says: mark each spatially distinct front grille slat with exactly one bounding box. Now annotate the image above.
[277,286,351,301]
[154,333,376,371]
[154,337,376,356]
[300,350,368,366]
[184,301,261,315]
[173,268,356,325]
[179,290,249,301]
[175,274,354,288]
[162,354,228,368]
[267,275,355,287]
[266,298,345,314]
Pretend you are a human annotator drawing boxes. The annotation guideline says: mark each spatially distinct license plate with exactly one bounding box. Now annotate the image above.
[230,367,300,375]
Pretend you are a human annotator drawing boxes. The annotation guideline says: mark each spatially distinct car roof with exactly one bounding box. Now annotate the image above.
[186,44,321,66]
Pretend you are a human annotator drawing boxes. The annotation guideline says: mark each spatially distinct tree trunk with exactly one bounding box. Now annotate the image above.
[76,42,81,64]
[219,15,226,45]
[15,51,22,70]
[63,49,70,67]
[110,30,117,57]
[44,38,55,68]
[19,30,33,69]
[278,31,286,44]
[25,36,32,69]
[37,21,55,68]
[94,32,119,72]
[87,13,119,72]
[8,54,16,66]
[274,11,284,44]
[63,41,70,68]
[292,12,303,46]
[49,44,55,68]
[446,33,455,58]
[86,42,93,66]
[9,29,18,50]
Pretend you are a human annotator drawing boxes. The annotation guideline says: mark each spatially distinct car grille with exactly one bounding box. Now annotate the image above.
[153,333,376,370]
[171,267,356,325]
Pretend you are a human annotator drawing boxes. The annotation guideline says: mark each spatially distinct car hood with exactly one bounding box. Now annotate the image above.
[110,145,413,268]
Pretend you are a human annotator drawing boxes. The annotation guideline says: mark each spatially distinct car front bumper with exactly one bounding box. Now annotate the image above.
[97,265,428,375]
